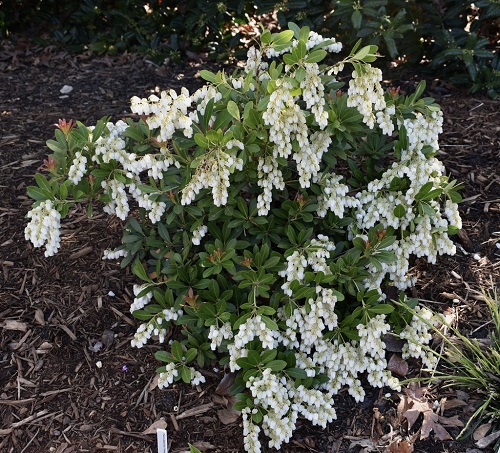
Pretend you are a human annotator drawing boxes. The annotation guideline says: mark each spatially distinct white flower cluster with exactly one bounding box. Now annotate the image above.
[191,224,208,245]
[288,384,337,427]
[232,315,280,360]
[358,315,401,390]
[157,362,205,389]
[348,106,459,291]
[157,362,178,389]
[301,63,328,128]
[279,235,335,296]
[102,247,128,260]
[314,172,361,218]
[208,322,233,350]
[25,199,61,257]
[294,131,331,188]
[130,284,153,313]
[242,408,262,453]
[93,121,129,166]
[181,150,243,207]
[400,306,442,369]
[263,81,307,160]
[256,155,284,216]
[399,110,443,155]
[101,178,129,220]
[347,65,396,135]
[190,85,222,124]
[247,369,295,449]
[131,307,183,348]
[281,285,339,351]
[265,30,342,58]
[131,88,193,140]
[245,46,263,75]
[243,368,338,451]
[68,151,88,185]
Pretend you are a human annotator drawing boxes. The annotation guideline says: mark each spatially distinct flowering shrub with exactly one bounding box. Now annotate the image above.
[25,24,462,452]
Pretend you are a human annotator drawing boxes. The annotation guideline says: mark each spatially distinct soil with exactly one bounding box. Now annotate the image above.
[0,38,499,453]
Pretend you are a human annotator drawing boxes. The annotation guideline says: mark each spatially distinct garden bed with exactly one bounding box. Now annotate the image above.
[0,41,499,452]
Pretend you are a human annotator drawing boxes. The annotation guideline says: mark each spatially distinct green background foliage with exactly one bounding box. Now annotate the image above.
[1,0,498,95]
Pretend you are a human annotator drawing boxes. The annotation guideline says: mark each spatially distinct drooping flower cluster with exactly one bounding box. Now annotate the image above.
[208,322,233,350]
[347,65,386,129]
[24,199,61,257]
[400,306,443,369]
[131,88,193,140]
[279,235,335,296]
[314,171,361,218]
[67,151,87,185]
[181,150,243,207]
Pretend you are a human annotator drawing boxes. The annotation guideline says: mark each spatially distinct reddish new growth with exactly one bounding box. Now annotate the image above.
[240,257,253,268]
[296,193,311,208]
[40,156,57,174]
[388,86,401,99]
[182,287,199,308]
[55,118,74,137]
[208,248,225,263]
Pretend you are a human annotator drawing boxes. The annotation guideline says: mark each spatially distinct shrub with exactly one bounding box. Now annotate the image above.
[25,24,463,451]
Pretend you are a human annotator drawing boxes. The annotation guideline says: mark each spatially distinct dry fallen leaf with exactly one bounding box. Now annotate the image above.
[401,383,463,441]
[443,398,467,411]
[476,429,500,448]
[383,333,405,352]
[386,438,414,453]
[1,320,28,331]
[387,354,409,377]
[142,418,167,434]
[215,372,235,396]
[473,422,491,441]
[217,408,240,425]
[34,309,45,325]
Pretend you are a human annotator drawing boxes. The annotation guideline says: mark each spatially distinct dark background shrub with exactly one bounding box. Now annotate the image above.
[0,0,498,96]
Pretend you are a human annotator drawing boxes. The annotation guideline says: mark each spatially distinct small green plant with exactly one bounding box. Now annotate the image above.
[25,24,463,452]
[404,286,500,441]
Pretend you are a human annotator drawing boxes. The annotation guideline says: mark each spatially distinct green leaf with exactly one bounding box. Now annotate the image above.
[367,304,395,314]
[181,365,192,383]
[132,259,151,282]
[184,348,198,363]
[298,26,310,43]
[194,133,209,149]
[171,341,184,361]
[305,49,327,64]
[287,22,301,38]
[199,70,217,83]
[273,30,294,47]
[227,100,240,121]
[261,315,278,331]
[260,30,272,44]
[351,9,362,29]
[34,173,53,194]
[46,139,66,154]
[393,204,406,218]
[27,186,51,201]
[286,367,308,379]
[266,360,287,372]
[155,350,174,362]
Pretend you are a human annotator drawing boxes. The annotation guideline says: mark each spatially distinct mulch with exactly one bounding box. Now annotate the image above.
[0,38,499,453]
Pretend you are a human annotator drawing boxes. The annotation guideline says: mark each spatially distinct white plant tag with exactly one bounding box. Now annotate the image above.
[157,428,168,453]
